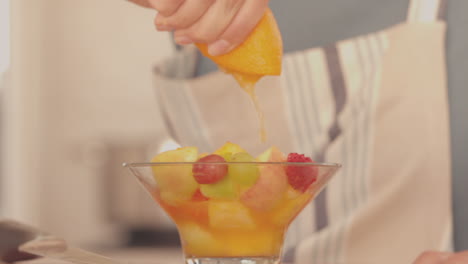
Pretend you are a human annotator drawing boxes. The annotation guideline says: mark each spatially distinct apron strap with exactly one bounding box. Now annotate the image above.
[407,0,447,22]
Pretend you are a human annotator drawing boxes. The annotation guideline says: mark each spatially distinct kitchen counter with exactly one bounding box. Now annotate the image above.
[19,247,182,264]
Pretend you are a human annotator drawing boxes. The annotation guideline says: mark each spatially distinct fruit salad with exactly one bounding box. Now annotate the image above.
[149,142,319,258]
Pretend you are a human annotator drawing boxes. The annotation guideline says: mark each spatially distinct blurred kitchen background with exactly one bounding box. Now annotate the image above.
[1,0,468,261]
[0,0,183,260]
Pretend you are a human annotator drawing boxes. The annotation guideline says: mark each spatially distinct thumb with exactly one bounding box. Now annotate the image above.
[207,0,269,56]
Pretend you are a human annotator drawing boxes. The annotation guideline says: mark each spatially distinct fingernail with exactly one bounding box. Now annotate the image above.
[174,36,193,45]
[208,39,232,56]
[156,24,173,31]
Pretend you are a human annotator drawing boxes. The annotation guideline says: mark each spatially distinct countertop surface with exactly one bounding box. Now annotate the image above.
[18,247,182,264]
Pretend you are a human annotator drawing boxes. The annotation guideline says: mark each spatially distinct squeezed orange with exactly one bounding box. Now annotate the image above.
[196,8,283,142]
[196,8,282,77]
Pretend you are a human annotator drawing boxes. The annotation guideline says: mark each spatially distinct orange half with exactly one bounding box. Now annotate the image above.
[196,8,283,77]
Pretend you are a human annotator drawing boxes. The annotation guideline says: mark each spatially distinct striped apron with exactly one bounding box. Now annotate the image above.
[153,0,452,263]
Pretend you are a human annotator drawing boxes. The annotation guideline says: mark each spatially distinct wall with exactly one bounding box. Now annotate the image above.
[0,0,9,74]
[3,0,173,245]
[0,0,10,216]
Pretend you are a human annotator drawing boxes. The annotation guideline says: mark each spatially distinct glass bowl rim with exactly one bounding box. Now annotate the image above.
[123,162,342,168]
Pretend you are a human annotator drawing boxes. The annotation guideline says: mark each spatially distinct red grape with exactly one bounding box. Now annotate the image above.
[192,154,228,184]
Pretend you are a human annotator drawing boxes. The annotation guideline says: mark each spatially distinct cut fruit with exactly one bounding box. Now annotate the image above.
[208,201,255,230]
[240,146,288,211]
[240,166,288,211]
[198,152,209,159]
[284,186,302,200]
[200,176,237,199]
[178,222,222,256]
[132,142,341,260]
[196,8,282,77]
[256,146,285,162]
[151,147,199,204]
[155,189,209,226]
[151,146,198,163]
[214,142,247,157]
[223,230,282,257]
[193,154,228,184]
[192,189,209,201]
[230,152,260,188]
[159,191,185,206]
[180,201,209,224]
[271,188,312,226]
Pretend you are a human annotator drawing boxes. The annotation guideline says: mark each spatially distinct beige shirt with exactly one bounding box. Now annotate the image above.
[154,0,452,263]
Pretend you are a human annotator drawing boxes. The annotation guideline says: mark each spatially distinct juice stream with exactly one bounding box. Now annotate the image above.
[229,71,267,142]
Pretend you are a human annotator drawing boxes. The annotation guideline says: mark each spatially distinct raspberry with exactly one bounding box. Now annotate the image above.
[286,153,318,192]
[192,154,228,184]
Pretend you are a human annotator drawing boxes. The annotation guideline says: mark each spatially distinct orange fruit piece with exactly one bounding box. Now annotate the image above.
[196,8,283,77]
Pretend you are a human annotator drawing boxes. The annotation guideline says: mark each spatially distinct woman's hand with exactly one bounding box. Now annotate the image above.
[128,0,269,56]
[413,250,468,264]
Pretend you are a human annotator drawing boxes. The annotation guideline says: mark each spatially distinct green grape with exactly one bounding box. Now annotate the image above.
[219,152,233,162]
[200,176,237,199]
[229,152,260,187]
